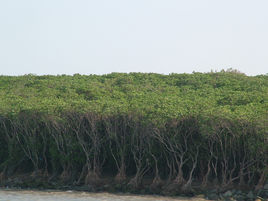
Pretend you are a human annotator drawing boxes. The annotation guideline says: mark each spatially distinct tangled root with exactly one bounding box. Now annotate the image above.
[85,171,101,186]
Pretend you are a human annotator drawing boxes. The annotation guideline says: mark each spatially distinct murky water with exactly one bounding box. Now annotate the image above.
[0,190,207,201]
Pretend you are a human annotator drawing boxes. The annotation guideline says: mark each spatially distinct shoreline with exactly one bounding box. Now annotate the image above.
[0,174,267,201]
[0,188,205,199]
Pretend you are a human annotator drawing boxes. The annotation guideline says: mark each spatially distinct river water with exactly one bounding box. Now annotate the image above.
[0,190,207,201]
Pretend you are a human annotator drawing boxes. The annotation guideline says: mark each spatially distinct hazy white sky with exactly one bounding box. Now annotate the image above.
[0,0,267,76]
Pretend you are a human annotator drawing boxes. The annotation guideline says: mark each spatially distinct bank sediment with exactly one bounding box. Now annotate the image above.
[1,173,267,201]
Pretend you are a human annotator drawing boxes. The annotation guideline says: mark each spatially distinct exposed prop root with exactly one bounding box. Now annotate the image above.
[115,171,126,183]
[30,169,44,178]
[60,170,72,182]
[128,176,141,189]
[85,171,101,186]
[0,172,6,183]
[150,175,163,192]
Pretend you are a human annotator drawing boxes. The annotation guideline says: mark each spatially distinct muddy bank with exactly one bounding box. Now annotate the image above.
[0,173,267,201]
[0,189,208,201]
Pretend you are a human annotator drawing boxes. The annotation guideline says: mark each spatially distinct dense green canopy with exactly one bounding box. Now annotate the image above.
[0,71,267,120]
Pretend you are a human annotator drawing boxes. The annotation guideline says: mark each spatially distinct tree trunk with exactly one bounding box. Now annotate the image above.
[115,163,126,183]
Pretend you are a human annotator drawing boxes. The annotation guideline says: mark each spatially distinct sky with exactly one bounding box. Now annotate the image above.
[0,0,267,76]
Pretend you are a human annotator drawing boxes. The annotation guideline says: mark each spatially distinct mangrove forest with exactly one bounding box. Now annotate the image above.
[0,70,267,198]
